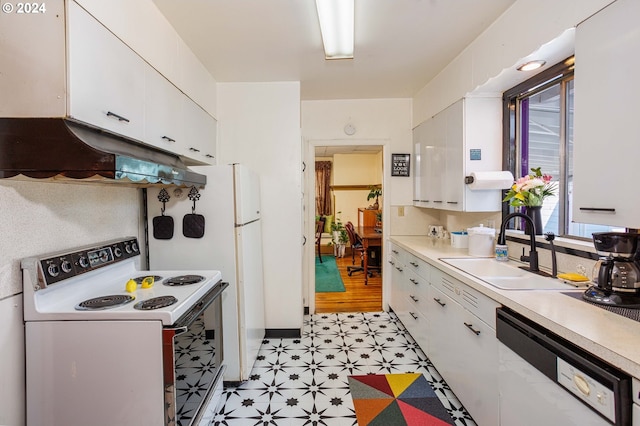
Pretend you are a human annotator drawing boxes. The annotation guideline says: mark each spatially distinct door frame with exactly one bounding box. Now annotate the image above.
[303,138,390,315]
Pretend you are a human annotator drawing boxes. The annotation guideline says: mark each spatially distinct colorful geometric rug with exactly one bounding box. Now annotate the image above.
[348,373,456,425]
[315,255,346,292]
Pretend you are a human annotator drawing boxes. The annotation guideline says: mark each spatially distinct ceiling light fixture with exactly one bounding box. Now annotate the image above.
[315,0,354,60]
[517,60,546,72]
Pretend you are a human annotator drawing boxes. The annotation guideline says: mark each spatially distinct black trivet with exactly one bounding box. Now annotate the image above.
[563,291,640,322]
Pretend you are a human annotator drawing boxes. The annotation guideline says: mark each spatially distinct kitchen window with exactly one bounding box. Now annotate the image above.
[502,57,616,238]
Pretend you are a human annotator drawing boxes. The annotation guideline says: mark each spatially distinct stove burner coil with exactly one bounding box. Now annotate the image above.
[163,275,205,286]
[134,296,178,310]
[75,294,135,311]
[132,275,163,285]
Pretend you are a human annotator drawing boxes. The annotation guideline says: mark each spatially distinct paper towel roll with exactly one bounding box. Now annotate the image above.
[467,171,514,190]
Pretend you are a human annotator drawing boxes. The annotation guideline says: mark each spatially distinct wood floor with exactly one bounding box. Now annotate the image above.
[315,253,382,313]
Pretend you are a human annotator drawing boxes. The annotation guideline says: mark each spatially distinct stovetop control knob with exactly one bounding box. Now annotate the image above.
[124,243,132,254]
[47,263,60,277]
[113,247,122,258]
[78,256,89,268]
[61,260,72,273]
[131,242,139,252]
[99,250,109,262]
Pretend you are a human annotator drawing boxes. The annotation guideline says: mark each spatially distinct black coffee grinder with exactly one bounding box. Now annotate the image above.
[584,232,640,308]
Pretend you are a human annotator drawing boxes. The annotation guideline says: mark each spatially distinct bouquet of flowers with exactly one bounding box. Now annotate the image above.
[502,167,557,207]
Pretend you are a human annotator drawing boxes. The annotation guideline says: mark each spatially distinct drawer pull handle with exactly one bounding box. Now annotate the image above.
[579,207,616,212]
[395,267,403,272]
[409,278,418,285]
[161,136,176,143]
[464,322,481,336]
[447,201,458,204]
[433,200,443,203]
[189,147,201,152]
[106,111,130,123]
[410,295,418,302]
[410,312,418,320]
[205,154,215,158]
[410,262,419,267]
[392,249,399,254]
[388,260,395,266]
[433,298,446,307]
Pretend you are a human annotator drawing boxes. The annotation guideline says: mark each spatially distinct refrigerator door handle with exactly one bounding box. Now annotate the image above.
[235,218,260,228]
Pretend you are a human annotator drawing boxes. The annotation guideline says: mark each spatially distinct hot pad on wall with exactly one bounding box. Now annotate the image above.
[152,188,174,240]
[183,186,205,239]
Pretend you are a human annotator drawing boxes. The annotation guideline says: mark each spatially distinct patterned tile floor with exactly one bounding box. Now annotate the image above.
[203,311,476,426]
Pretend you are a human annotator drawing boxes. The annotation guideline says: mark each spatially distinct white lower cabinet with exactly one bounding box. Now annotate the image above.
[404,268,429,351]
[389,244,500,426]
[389,244,432,352]
[428,268,500,426]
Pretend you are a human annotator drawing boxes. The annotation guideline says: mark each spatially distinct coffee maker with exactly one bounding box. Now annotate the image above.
[584,232,640,308]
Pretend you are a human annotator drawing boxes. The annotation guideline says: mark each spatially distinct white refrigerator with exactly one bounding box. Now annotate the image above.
[147,163,266,382]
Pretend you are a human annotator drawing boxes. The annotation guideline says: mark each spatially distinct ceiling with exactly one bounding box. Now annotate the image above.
[153,0,516,100]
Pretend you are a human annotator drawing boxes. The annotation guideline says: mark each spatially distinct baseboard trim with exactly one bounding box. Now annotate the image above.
[265,328,301,339]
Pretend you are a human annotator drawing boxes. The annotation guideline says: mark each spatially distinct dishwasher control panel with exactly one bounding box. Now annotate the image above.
[557,357,615,422]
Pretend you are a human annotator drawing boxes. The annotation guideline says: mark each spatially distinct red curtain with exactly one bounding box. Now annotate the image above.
[315,161,332,216]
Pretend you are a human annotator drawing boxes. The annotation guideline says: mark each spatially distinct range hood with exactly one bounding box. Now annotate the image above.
[0,118,206,187]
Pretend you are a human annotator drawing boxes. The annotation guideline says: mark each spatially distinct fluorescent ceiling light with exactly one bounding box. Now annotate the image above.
[315,0,354,60]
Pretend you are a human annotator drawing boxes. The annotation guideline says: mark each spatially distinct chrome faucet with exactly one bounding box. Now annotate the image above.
[497,212,539,272]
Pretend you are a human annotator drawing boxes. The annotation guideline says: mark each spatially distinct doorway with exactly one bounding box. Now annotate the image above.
[306,141,387,314]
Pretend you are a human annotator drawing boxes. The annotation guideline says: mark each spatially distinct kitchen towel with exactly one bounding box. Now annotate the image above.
[467,171,514,190]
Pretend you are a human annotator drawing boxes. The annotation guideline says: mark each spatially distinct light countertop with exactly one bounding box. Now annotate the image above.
[390,236,640,379]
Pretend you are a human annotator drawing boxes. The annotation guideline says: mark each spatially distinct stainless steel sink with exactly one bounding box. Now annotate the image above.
[440,258,572,290]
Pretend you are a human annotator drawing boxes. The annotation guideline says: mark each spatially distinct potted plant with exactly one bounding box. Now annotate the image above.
[367,186,382,210]
[328,211,349,257]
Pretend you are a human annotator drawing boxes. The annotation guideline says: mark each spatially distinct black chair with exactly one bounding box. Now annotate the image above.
[315,217,326,263]
[345,221,380,279]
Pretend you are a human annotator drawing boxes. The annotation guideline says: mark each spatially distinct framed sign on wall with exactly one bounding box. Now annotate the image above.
[391,154,410,177]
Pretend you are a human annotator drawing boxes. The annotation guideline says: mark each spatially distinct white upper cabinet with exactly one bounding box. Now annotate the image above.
[413,98,502,212]
[144,66,184,153]
[573,0,640,228]
[68,2,146,141]
[0,0,215,165]
[181,97,217,164]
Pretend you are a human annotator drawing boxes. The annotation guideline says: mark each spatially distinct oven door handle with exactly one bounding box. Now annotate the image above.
[165,326,188,336]
[173,281,229,329]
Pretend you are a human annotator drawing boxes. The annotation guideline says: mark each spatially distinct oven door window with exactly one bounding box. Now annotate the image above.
[165,302,223,426]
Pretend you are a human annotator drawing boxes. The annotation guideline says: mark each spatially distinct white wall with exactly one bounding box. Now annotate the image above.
[0,181,140,425]
[302,98,412,311]
[302,99,413,207]
[413,0,613,125]
[217,82,303,331]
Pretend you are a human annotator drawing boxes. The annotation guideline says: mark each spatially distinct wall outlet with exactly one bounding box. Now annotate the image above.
[398,206,405,217]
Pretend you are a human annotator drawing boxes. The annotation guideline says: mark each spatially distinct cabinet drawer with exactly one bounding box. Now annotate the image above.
[405,253,430,281]
[461,285,499,328]
[405,270,429,314]
[403,305,428,353]
[432,268,460,300]
[388,243,406,265]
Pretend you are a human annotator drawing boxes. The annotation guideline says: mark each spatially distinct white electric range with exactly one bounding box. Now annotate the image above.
[22,237,227,426]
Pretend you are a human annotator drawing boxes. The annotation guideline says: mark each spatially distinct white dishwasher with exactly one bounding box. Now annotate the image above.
[496,307,632,425]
